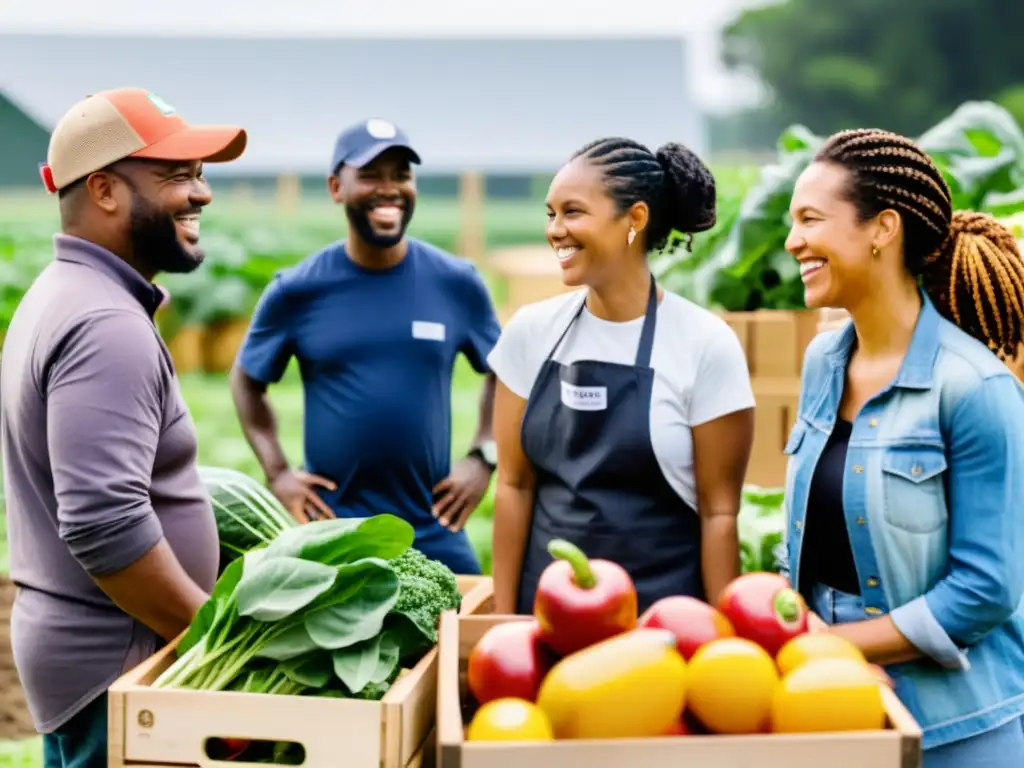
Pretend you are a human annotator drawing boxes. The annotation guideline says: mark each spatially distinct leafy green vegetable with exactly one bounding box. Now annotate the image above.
[380,548,463,657]
[326,546,463,696]
[660,101,1024,311]
[738,485,786,574]
[154,514,463,702]
[199,466,298,567]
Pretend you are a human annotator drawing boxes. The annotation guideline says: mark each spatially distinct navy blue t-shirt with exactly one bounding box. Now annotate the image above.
[237,237,501,569]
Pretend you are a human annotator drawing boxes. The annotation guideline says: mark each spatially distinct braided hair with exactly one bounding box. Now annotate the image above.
[817,129,1024,358]
[571,137,717,253]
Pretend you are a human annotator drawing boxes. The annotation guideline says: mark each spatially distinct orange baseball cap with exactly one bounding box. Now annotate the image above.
[41,87,247,193]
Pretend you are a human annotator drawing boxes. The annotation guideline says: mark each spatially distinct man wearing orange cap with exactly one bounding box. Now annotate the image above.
[0,87,245,767]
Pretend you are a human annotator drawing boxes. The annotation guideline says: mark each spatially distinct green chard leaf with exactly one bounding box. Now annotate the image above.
[261,515,415,565]
[281,652,334,689]
[332,631,402,694]
[235,557,340,622]
[256,558,400,660]
[303,560,401,649]
[178,556,245,656]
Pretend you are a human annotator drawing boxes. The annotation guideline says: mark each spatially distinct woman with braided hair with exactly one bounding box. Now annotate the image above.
[486,137,756,615]
[782,128,1024,764]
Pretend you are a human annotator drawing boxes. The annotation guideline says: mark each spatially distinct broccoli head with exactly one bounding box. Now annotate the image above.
[383,548,463,660]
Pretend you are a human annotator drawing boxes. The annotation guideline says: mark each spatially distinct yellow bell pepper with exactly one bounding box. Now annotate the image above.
[535,628,687,739]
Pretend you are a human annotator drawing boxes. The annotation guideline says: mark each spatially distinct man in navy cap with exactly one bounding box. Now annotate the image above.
[229,118,501,574]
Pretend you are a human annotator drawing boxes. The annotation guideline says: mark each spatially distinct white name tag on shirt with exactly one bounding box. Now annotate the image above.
[412,320,446,342]
[560,381,608,411]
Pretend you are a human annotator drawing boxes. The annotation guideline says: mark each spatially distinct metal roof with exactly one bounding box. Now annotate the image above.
[0,34,702,176]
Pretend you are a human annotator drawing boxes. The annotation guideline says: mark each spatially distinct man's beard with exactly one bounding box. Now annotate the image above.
[129,192,204,275]
[345,197,415,249]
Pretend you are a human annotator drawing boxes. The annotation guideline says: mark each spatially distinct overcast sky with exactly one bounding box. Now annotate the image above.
[0,0,770,113]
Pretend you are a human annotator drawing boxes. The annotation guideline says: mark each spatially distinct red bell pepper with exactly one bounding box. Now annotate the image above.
[533,539,637,656]
[716,572,809,657]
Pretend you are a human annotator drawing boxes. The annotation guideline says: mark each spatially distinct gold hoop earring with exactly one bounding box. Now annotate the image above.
[627,227,636,246]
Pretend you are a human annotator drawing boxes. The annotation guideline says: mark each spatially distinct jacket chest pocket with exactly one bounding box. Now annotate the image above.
[880,445,949,534]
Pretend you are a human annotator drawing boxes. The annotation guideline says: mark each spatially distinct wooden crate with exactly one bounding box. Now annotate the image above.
[746,377,802,488]
[437,614,922,768]
[720,309,825,488]
[164,325,205,375]
[201,317,252,374]
[108,577,493,768]
[721,309,820,379]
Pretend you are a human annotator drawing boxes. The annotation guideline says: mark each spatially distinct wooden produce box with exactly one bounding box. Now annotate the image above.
[721,309,820,379]
[746,377,802,488]
[436,614,922,768]
[742,307,847,487]
[108,576,493,768]
[720,309,820,488]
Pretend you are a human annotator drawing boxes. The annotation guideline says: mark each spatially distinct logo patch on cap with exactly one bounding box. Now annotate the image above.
[366,119,397,139]
[146,93,177,116]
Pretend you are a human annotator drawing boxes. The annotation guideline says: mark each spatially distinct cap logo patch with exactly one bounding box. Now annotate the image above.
[366,118,397,139]
[147,93,177,116]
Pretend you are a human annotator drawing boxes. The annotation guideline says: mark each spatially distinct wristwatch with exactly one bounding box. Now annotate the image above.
[468,440,498,472]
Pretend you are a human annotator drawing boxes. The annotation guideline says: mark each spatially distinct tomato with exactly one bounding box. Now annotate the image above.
[776,633,867,676]
[639,596,735,661]
[771,658,886,733]
[208,738,250,760]
[466,698,554,741]
[717,572,809,657]
[685,637,779,734]
[468,620,555,704]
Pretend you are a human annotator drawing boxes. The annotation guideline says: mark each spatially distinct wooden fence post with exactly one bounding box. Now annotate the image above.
[457,170,486,263]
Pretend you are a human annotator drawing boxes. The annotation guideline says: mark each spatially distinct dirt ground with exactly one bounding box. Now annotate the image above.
[0,575,35,740]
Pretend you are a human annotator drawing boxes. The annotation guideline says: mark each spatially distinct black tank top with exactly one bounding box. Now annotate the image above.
[798,418,860,595]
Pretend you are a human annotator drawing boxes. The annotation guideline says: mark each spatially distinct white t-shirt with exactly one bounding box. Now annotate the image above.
[486,289,755,510]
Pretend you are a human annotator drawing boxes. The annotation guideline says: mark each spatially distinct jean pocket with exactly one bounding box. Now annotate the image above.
[881,445,949,534]
[831,589,868,624]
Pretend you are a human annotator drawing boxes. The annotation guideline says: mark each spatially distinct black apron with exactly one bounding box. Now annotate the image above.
[516,276,704,615]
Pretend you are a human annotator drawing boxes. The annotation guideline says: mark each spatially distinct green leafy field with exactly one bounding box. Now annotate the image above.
[0,194,546,334]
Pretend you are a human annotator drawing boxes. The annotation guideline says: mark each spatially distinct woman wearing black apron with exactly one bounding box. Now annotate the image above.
[487,137,757,616]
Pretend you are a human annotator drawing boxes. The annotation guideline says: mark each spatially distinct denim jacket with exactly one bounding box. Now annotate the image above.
[781,292,1024,750]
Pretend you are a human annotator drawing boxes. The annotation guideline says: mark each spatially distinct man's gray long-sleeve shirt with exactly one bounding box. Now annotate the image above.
[0,234,218,732]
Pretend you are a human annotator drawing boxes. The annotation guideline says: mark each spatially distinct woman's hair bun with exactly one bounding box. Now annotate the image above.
[655,142,717,235]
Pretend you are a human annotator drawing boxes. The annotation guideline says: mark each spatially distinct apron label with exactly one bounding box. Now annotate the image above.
[412,320,446,342]
[560,381,608,411]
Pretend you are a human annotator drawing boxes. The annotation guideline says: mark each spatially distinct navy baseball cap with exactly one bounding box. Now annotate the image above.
[330,118,421,174]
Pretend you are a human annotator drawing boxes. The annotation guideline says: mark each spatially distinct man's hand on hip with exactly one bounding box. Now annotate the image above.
[432,457,492,533]
[270,469,337,523]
